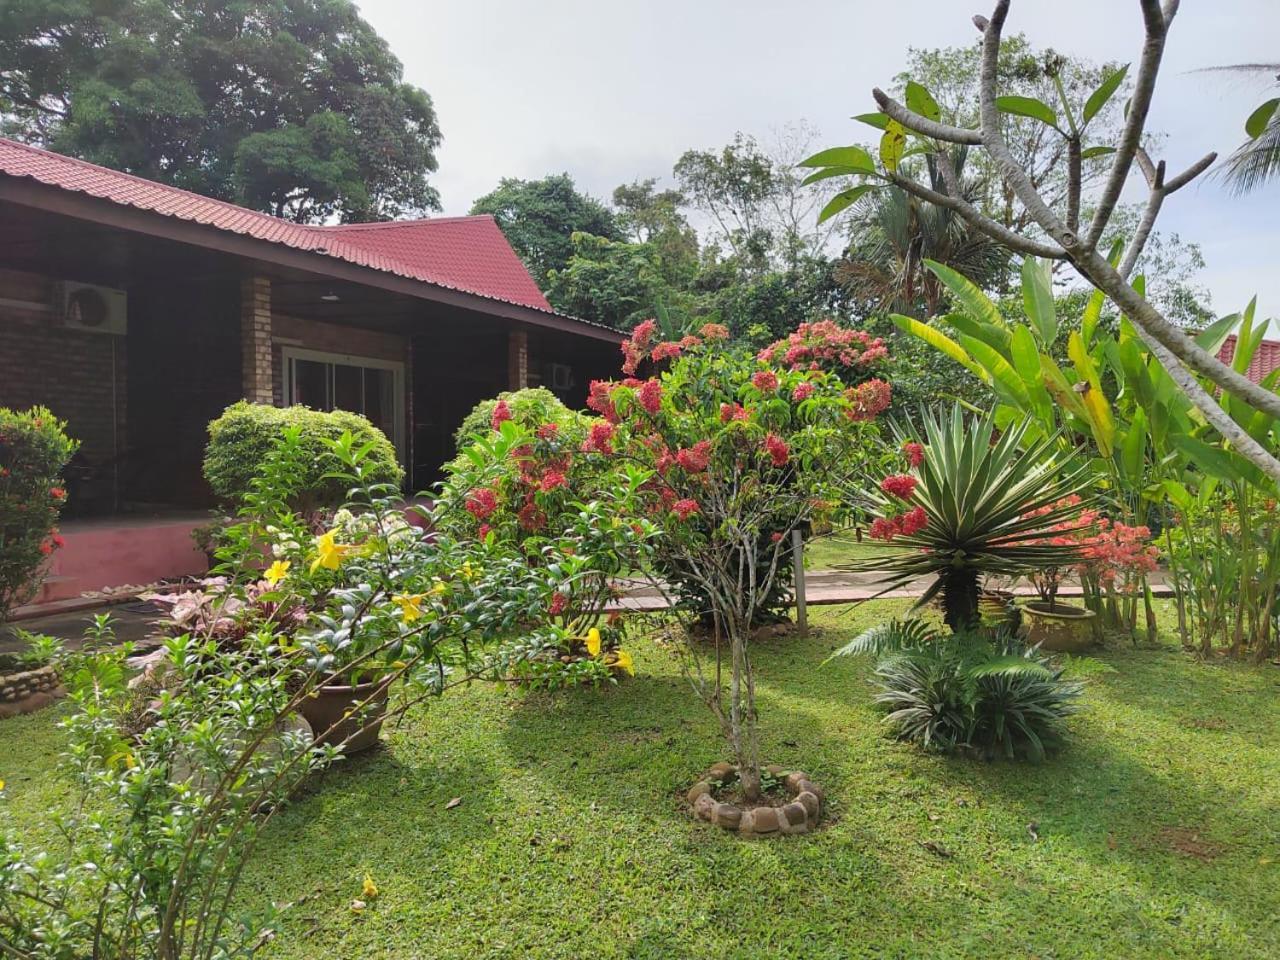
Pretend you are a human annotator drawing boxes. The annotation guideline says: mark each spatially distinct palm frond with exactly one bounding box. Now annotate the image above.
[825,618,940,661]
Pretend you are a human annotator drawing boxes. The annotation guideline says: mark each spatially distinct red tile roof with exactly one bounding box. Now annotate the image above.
[1217,334,1280,384]
[0,137,553,313]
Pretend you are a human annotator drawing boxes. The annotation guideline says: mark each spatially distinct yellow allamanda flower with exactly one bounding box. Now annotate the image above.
[392,593,426,623]
[585,628,602,657]
[613,649,635,676]
[263,559,290,586]
[362,872,379,899]
[431,580,449,596]
[461,561,477,580]
[310,529,351,574]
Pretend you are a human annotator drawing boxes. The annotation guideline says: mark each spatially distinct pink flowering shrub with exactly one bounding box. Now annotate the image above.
[0,406,77,623]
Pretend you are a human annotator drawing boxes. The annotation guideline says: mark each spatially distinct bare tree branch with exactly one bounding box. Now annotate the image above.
[872,89,984,145]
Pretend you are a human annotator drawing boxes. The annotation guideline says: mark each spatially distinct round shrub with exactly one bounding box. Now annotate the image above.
[0,406,77,622]
[204,402,402,510]
[452,387,584,453]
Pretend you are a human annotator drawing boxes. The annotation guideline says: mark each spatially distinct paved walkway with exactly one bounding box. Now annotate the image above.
[3,570,1173,652]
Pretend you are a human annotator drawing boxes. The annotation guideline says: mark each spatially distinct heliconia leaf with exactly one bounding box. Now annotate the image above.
[995,95,1058,128]
[798,145,875,171]
[923,260,1007,330]
[961,335,1033,408]
[1021,257,1058,347]
[905,81,941,122]
[1121,408,1147,482]
[817,184,877,224]
[890,314,989,383]
[1080,145,1117,160]
[1245,97,1280,139]
[852,112,890,130]
[1193,311,1241,358]
[1170,434,1245,484]
[1009,325,1041,385]
[1081,289,1106,349]
[1083,65,1129,124]
[1040,355,1089,420]
[1068,331,1115,457]
[939,311,1011,355]
[880,120,907,173]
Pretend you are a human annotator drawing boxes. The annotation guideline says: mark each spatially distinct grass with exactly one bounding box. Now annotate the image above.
[803,530,889,570]
[3,600,1279,959]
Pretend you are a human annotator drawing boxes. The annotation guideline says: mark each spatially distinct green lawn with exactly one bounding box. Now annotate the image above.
[3,601,1279,959]
[802,531,889,570]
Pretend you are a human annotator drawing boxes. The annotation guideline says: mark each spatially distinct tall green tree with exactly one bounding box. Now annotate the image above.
[1201,62,1280,194]
[470,174,621,288]
[0,0,442,223]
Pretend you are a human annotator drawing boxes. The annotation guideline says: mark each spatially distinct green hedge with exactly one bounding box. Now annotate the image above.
[204,402,402,509]
[453,387,585,453]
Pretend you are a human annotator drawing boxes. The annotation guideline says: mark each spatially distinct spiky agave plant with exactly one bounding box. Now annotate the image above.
[852,406,1095,631]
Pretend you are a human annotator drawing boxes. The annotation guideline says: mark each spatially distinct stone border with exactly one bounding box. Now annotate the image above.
[687,762,824,837]
[0,664,65,719]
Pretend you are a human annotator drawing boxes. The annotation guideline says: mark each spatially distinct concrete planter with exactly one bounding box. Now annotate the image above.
[1021,600,1097,652]
[297,678,390,754]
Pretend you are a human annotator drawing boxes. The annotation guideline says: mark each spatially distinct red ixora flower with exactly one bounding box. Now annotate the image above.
[539,470,567,492]
[676,440,712,473]
[899,506,928,536]
[638,379,663,415]
[548,591,570,616]
[719,402,749,423]
[49,487,66,500]
[770,531,785,543]
[491,400,513,430]
[791,381,815,403]
[582,421,616,454]
[752,369,779,392]
[465,487,498,520]
[536,422,560,440]
[477,523,492,540]
[846,379,892,422]
[901,441,924,468]
[672,498,700,520]
[763,434,790,467]
[699,323,730,340]
[880,474,917,500]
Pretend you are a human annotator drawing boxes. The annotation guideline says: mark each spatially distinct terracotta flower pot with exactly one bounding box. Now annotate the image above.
[1020,600,1097,652]
[298,678,390,754]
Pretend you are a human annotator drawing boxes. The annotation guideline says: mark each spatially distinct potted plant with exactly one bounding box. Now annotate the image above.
[1021,495,1100,651]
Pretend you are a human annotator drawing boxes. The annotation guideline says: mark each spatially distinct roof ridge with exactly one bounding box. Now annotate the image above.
[318,214,498,232]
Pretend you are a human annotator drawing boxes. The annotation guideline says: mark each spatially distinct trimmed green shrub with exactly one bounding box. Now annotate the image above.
[0,406,77,622]
[204,402,402,510]
[452,387,584,453]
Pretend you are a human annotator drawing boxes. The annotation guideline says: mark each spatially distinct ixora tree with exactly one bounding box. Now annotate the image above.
[582,320,891,832]
[803,0,1280,485]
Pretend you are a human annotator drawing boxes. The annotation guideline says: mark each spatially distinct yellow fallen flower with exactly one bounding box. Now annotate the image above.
[362,872,379,899]
[613,649,635,676]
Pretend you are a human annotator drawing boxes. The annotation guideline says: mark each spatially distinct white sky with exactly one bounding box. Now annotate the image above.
[358,0,1280,321]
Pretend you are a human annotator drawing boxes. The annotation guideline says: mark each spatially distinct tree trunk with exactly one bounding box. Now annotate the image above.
[726,614,763,802]
[941,567,981,632]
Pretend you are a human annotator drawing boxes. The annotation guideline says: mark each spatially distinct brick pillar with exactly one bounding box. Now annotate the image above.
[507,328,529,390]
[240,276,273,403]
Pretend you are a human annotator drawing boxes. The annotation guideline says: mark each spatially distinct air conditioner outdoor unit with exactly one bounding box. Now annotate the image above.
[61,281,127,335]
[549,362,574,392]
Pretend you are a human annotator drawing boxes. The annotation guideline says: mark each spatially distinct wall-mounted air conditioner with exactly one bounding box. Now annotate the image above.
[61,281,127,335]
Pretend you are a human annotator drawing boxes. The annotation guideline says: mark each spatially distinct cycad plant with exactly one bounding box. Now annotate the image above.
[851,406,1095,630]
[829,619,1081,760]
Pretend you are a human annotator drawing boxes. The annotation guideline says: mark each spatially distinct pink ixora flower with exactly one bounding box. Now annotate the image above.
[901,440,924,468]
[465,487,498,520]
[581,421,616,454]
[752,369,779,392]
[899,506,928,536]
[638,379,663,415]
[791,381,815,403]
[676,440,712,473]
[699,323,730,340]
[540,470,567,492]
[548,591,570,616]
[846,378,892,422]
[672,498,700,520]
[491,400,513,430]
[880,474,917,500]
[763,434,790,467]
[719,402,748,423]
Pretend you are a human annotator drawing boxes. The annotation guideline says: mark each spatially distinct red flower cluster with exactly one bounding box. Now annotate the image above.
[587,380,619,422]
[699,323,730,340]
[540,470,567,492]
[537,423,560,440]
[465,487,498,519]
[491,400,513,430]
[846,379,892,422]
[719,402,749,423]
[763,434,789,467]
[758,319,888,372]
[880,474,917,500]
[621,319,658,375]
[672,498,700,520]
[752,370,779,392]
[49,487,66,500]
[676,440,712,473]
[901,441,925,468]
[869,506,928,541]
[791,381,815,403]
[638,379,663,414]
[582,421,617,454]
[548,591,570,616]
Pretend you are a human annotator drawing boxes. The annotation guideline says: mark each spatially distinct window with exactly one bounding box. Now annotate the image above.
[282,347,405,458]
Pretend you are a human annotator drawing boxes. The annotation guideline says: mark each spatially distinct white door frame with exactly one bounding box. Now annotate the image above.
[280,345,406,460]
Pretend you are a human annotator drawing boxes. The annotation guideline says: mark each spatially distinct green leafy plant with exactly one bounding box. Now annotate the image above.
[831,619,1081,760]
[852,406,1094,630]
[203,401,402,513]
[0,406,77,624]
[451,387,586,453]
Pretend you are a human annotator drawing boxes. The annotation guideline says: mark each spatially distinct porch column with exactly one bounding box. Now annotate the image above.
[240,275,273,404]
[507,328,529,390]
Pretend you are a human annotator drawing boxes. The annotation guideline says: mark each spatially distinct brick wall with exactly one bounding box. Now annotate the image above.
[0,268,127,509]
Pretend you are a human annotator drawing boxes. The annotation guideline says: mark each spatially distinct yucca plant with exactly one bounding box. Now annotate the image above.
[829,619,1081,760]
[850,406,1096,630]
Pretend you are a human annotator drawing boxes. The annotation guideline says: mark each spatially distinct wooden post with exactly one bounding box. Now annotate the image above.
[792,529,807,636]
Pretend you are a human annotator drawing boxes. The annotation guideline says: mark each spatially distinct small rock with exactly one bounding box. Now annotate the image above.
[784,771,809,792]
[765,764,784,778]
[711,802,742,829]
[749,807,781,834]
[797,779,824,803]
[707,761,735,782]
[693,792,716,820]
[686,781,712,805]
[782,801,808,827]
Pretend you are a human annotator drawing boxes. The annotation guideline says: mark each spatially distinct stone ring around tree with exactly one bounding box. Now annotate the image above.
[687,762,823,837]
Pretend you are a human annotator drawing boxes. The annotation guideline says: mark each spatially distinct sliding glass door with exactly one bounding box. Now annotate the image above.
[282,347,405,458]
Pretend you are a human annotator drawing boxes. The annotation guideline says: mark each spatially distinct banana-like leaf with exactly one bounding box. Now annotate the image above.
[891,314,990,383]
[1068,332,1115,457]
[923,260,1008,330]
[1021,257,1058,346]
[962,335,1033,409]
